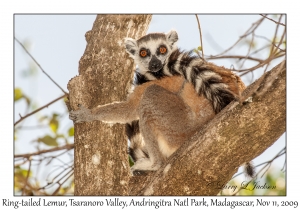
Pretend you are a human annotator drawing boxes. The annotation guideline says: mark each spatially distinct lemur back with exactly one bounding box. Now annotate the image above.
[124,31,245,165]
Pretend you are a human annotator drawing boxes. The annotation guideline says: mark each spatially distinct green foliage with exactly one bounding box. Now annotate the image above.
[14,88,23,101]
[68,127,74,137]
[14,87,30,104]
[129,156,134,167]
[193,46,202,54]
[15,165,32,177]
[14,166,33,195]
[58,182,74,195]
[14,87,74,195]
[37,135,58,147]
[14,38,76,196]
[49,113,59,133]
[33,113,73,147]
[269,37,286,56]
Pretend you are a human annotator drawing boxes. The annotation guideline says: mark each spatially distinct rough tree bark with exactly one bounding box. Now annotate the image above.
[129,61,286,195]
[67,15,152,195]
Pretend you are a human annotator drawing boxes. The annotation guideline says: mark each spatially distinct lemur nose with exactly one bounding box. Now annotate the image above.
[152,63,159,68]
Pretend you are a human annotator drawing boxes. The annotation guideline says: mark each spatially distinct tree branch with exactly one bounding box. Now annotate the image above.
[22,159,32,195]
[259,14,286,26]
[214,17,265,56]
[195,15,204,57]
[14,94,67,126]
[206,55,264,63]
[14,144,74,159]
[254,34,285,53]
[15,37,68,94]
[231,147,285,179]
[232,147,286,195]
[129,60,286,195]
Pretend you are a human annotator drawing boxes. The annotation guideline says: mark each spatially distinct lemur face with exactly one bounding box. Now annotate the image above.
[124,30,178,74]
[138,41,167,73]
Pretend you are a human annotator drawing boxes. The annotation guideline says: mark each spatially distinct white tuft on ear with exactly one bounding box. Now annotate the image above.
[165,30,178,47]
[124,38,138,57]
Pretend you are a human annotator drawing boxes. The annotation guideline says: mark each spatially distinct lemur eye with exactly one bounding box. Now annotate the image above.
[159,46,167,54]
[140,50,147,57]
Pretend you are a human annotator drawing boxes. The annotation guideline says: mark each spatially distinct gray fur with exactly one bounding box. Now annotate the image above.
[165,30,178,48]
[124,38,138,58]
[69,83,215,173]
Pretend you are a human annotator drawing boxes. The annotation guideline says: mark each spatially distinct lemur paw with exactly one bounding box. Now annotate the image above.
[130,165,151,176]
[69,105,94,123]
[131,169,151,176]
[130,158,161,176]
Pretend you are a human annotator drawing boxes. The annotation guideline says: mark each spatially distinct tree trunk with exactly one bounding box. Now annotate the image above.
[129,61,286,195]
[67,15,152,195]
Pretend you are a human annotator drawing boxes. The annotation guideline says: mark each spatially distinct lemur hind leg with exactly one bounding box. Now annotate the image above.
[131,84,195,172]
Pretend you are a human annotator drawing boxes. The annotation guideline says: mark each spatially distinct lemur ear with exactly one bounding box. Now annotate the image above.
[165,30,178,46]
[124,38,138,57]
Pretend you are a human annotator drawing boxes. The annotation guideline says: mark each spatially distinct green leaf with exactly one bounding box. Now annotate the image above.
[38,135,58,147]
[56,134,65,138]
[15,166,32,177]
[68,127,74,137]
[129,156,134,167]
[64,97,69,103]
[49,119,59,133]
[14,88,23,101]
[49,114,59,133]
[14,166,33,193]
[52,113,59,118]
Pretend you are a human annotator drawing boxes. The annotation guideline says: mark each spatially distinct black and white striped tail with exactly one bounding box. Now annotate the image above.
[126,120,149,162]
[140,49,236,113]
[244,161,255,178]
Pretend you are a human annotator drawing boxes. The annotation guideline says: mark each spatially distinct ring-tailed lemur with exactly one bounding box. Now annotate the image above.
[69,30,254,177]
